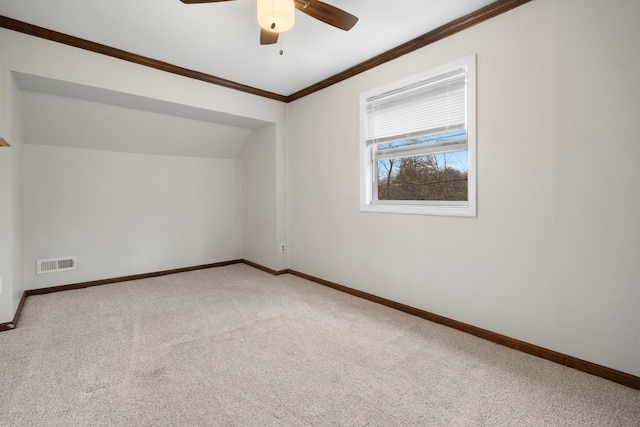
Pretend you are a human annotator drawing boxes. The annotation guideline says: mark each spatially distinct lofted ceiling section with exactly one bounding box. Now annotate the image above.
[16,73,269,158]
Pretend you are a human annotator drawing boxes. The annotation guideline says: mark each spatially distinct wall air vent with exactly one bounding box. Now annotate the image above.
[37,256,77,275]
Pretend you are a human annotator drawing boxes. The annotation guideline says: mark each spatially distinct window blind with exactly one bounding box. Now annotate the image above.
[365,68,467,145]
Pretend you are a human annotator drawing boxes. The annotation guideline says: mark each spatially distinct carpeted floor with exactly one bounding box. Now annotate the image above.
[0,263,638,426]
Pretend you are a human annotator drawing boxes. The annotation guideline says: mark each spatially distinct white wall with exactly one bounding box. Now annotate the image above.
[23,144,242,289]
[0,115,12,323]
[242,125,278,270]
[9,72,24,316]
[287,0,640,376]
[0,70,25,323]
[0,27,288,321]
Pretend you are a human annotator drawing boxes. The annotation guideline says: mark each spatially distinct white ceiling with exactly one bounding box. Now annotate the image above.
[0,0,496,97]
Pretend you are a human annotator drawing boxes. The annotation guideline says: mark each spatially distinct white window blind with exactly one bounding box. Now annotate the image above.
[359,54,476,217]
[365,68,467,145]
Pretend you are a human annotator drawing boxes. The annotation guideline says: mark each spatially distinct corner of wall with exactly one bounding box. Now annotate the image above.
[0,69,25,323]
[241,124,279,270]
[9,70,25,316]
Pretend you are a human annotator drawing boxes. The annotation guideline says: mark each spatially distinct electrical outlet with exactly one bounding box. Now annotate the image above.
[280,243,286,253]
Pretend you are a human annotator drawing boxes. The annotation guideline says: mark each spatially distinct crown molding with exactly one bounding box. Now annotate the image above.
[0,0,532,102]
[0,15,288,102]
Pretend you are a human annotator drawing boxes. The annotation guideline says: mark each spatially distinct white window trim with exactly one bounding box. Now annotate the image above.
[359,54,477,217]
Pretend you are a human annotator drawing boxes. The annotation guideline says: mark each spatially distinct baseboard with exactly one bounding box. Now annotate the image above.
[241,259,289,276]
[4,259,638,390]
[2,260,244,332]
[0,290,27,332]
[287,269,640,391]
[25,259,243,297]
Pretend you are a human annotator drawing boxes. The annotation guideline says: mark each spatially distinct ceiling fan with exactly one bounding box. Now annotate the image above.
[179,0,358,45]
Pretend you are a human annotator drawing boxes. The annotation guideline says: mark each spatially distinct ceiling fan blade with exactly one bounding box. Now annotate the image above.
[260,28,279,45]
[179,0,233,4]
[295,0,358,31]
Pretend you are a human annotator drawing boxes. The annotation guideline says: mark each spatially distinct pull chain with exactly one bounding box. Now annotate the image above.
[271,0,276,29]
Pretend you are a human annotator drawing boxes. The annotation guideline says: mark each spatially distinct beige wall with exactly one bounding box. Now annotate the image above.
[287,0,640,376]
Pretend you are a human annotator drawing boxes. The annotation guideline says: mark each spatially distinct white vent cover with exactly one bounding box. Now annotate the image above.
[37,256,77,275]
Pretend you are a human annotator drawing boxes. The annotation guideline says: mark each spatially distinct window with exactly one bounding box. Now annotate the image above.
[360,54,476,217]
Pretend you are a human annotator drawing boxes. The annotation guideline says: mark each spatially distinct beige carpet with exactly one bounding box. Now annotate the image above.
[0,264,638,426]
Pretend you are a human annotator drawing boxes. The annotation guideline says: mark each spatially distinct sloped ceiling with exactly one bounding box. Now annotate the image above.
[15,73,269,158]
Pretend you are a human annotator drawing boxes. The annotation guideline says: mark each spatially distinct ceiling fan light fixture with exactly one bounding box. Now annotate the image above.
[257,0,295,33]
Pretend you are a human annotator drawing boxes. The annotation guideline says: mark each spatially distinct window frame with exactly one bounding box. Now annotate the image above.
[359,54,477,217]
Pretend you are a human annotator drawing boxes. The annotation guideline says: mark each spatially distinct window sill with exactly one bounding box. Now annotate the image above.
[360,203,476,217]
